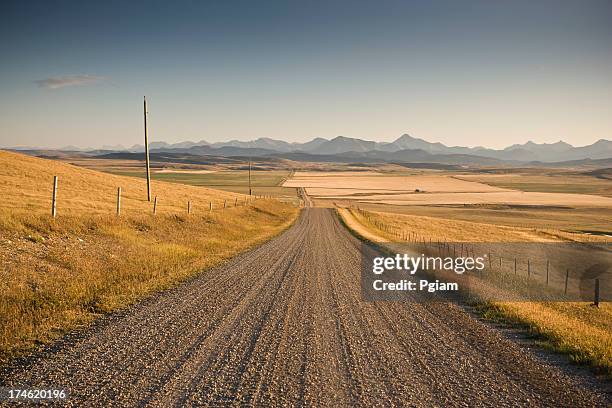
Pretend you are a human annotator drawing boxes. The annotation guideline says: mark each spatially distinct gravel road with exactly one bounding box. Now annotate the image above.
[1,208,609,406]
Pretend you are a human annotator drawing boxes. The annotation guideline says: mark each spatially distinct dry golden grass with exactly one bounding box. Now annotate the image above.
[346,206,609,244]
[0,150,242,217]
[337,208,389,243]
[339,207,612,374]
[0,151,299,363]
[481,301,612,372]
[325,200,612,236]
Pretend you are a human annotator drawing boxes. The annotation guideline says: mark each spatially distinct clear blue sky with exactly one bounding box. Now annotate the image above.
[1,0,611,149]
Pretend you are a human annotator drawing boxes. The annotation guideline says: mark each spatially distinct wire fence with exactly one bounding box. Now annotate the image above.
[45,175,289,219]
[354,207,610,305]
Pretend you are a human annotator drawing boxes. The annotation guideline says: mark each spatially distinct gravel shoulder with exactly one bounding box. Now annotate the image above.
[1,208,609,406]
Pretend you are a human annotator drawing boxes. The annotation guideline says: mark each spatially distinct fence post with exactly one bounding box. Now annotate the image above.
[489,254,492,270]
[209,201,212,212]
[224,199,227,209]
[564,268,569,295]
[116,187,121,216]
[514,258,517,275]
[153,196,157,215]
[187,200,191,214]
[546,260,549,285]
[594,279,600,307]
[235,197,238,207]
[51,176,58,218]
[528,259,530,278]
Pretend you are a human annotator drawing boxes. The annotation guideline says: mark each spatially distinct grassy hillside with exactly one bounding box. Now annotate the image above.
[0,150,248,216]
[339,207,611,375]
[0,150,300,363]
[344,207,610,244]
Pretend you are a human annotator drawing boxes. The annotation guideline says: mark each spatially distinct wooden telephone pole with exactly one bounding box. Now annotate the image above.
[144,96,152,201]
[248,158,252,195]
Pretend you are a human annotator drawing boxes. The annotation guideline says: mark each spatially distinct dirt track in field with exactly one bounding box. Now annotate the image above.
[1,208,608,406]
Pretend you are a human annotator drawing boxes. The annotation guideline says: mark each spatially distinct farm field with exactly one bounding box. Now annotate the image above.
[52,155,299,200]
[456,173,612,197]
[104,168,298,199]
[285,170,612,208]
[283,171,507,193]
[317,190,612,207]
[0,150,299,362]
[287,170,612,234]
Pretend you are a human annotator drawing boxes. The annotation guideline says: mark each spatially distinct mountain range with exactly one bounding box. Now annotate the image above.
[9,134,612,165]
[141,134,612,162]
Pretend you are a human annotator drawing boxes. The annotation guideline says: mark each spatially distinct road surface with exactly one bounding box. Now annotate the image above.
[1,209,608,406]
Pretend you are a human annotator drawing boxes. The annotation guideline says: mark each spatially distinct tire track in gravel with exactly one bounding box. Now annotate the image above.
[0,208,609,407]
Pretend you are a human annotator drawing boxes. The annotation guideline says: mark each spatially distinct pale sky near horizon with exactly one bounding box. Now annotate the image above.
[1,0,611,149]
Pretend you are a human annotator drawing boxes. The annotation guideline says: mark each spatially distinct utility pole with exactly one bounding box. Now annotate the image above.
[248,158,252,195]
[51,176,58,218]
[144,96,152,201]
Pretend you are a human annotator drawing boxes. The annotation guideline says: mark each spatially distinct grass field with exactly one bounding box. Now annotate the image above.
[330,201,612,237]
[323,199,609,230]
[106,168,298,199]
[0,151,251,216]
[0,150,299,363]
[339,207,612,374]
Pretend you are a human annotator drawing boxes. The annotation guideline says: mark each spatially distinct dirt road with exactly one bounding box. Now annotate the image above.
[1,209,608,406]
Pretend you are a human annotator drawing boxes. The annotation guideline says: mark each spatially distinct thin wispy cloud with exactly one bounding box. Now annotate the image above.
[34,74,106,89]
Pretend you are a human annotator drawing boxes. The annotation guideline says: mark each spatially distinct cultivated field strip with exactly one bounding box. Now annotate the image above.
[284,170,612,208]
[0,210,608,406]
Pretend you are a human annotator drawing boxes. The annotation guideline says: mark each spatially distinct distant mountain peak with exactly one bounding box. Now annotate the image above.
[593,138,611,145]
[393,133,423,143]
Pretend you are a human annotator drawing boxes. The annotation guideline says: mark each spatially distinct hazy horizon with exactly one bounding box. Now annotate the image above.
[1,0,611,149]
[3,132,610,152]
